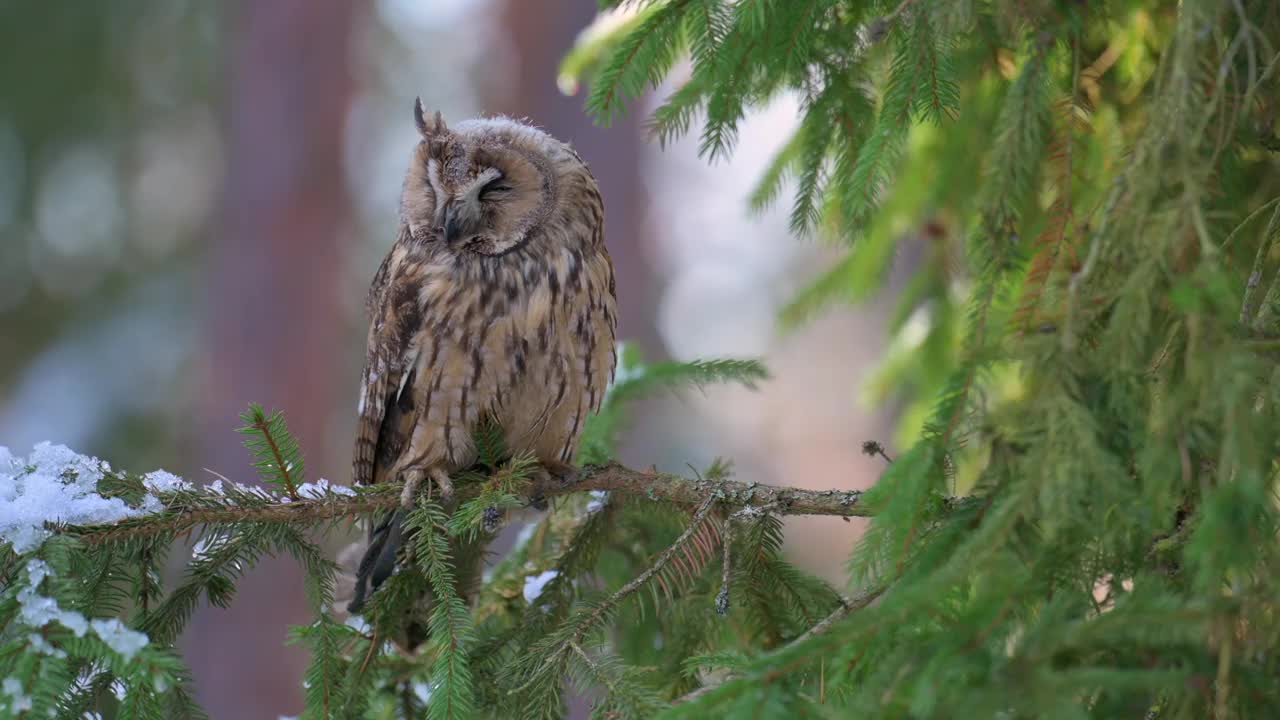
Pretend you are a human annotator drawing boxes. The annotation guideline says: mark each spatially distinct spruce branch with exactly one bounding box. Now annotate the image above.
[62,489,402,546]
[555,462,870,517]
[59,462,878,547]
[506,495,725,703]
[1247,200,1280,332]
[567,639,667,718]
[1234,197,1280,324]
[407,501,476,720]
[568,640,595,674]
[794,586,887,646]
[572,494,719,644]
[238,404,304,500]
[671,585,887,707]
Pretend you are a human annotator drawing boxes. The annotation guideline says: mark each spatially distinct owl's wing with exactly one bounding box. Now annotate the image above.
[348,246,424,612]
[357,247,526,484]
[351,245,421,488]
[584,247,619,415]
[555,246,618,463]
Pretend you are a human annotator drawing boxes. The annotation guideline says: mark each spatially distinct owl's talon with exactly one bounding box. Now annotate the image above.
[430,468,456,504]
[526,467,555,511]
[542,460,579,486]
[399,470,424,508]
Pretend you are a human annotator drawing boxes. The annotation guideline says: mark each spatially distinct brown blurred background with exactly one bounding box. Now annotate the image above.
[0,1,896,717]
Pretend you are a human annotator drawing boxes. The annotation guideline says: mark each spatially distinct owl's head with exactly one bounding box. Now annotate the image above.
[399,99,591,257]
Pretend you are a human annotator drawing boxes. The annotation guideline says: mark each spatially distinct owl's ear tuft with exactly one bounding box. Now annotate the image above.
[414,97,448,138]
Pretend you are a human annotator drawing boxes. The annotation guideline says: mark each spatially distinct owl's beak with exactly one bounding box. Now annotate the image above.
[443,211,463,245]
[443,200,483,246]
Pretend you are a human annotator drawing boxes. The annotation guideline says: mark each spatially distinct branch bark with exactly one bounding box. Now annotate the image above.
[558,462,870,518]
[61,461,872,546]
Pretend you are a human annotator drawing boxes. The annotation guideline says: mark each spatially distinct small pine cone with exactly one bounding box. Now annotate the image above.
[482,505,502,533]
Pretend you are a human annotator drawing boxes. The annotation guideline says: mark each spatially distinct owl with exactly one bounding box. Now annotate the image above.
[345,100,617,614]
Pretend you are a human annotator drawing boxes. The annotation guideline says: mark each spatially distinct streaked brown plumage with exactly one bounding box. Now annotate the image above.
[346,101,617,614]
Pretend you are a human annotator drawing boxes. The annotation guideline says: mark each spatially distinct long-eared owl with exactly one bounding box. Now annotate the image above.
[346,100,617,614]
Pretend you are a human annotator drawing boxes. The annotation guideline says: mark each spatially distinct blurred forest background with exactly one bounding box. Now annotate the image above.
[0,1,898,717]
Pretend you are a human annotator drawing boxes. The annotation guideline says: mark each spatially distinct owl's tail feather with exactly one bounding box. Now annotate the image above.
[347,509,404,614]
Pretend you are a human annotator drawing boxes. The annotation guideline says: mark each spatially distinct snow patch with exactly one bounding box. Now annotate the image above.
[202,477,276,502]
[295,478,357,499]
[412,681,433,704]
[15,559,150,662]
[522,570,559,604]
[18,560,89,634]
[190,530,228,562]
[142,469,190,494]
[90,618,149,661]
[27,632,67,658]
[2,677,31,713]
[0,442,142,552]
[586,490,609,514]
[513,522,537,550]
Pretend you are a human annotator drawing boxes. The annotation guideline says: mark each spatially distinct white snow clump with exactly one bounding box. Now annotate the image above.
[522,569,560,604]
[0,442,142,553]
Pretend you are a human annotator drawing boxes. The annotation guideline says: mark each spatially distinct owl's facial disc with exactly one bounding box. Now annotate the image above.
[442,148,550,256]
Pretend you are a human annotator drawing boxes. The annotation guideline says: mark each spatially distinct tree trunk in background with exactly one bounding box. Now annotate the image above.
[185,1,360,717]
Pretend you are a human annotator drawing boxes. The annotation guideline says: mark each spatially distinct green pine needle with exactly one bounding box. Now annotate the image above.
[236,403,305,499]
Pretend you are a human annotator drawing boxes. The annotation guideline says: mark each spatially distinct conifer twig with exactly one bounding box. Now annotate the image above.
[569,641,613,694]
[246,407,302,500]
[883,0,917,23]
[508,495,723,697]
[1239,199,1280,325]
[571,494,719,643]
[795,586,887,645]
[673,585,887,705]
[716,516,733,616]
